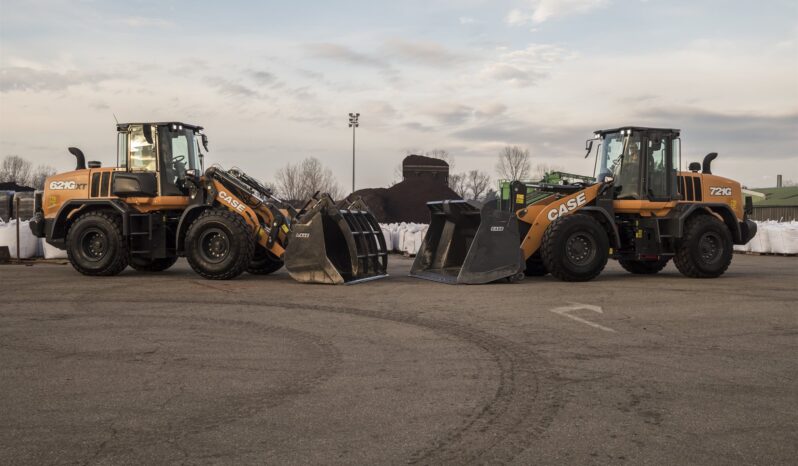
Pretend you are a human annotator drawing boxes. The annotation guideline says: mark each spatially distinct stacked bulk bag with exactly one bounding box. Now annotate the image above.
[12,192,36,220]
[0,219,39,259]
[378,222,430,255]
[766,221,798,255]
[0,191,13,222]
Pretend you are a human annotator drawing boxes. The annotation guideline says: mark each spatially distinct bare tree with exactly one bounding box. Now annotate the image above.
[466,170,491,200]
[531,162,564,181]
[449,172,468,198]
[30,165,57,190]
[406,148,455,170]
[426,148,454,171]
[275,157,343,201]
[0,155,33,186]
[495,146,531,181]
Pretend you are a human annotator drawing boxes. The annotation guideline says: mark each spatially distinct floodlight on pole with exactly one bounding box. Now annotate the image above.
[348,113,359,192]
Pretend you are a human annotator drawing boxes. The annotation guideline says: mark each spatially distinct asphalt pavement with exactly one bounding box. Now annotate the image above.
[1,254,796,465]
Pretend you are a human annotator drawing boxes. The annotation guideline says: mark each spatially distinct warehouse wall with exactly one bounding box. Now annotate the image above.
[751,206,798,222]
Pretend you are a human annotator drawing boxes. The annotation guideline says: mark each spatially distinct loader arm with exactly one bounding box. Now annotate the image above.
[208,178,287,258]
[516,183,602,259]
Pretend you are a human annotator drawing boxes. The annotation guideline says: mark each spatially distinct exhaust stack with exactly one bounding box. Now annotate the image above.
[68,147,86,170]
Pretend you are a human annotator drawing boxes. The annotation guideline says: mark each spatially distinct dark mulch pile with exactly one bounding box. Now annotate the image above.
[348,178,461,223]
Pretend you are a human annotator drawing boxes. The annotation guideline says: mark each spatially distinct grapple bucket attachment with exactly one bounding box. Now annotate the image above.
[410,200,524,284]
[284,195,388,285]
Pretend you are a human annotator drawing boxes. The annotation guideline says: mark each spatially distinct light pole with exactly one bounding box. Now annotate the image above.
[348,112,359,192]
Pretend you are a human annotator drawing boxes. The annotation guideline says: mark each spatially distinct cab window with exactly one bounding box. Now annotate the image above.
[129,125,157,172]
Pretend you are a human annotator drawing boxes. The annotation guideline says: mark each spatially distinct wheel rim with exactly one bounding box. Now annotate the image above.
[199,228,230,264]
[565,232,597,266]
[80,228,108,262]
[698,232,722,263]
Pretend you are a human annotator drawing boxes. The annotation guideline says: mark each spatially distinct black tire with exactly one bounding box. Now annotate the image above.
[674,215,733,278]
[524,253,548,276]
[185,209,255,280]
[541,213,609,282]
[129,256,178,272]
[247,245,284,275]
[65,211,128,276]
[618,257,670,275]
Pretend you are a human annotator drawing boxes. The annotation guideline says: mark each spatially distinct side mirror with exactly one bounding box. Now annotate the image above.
[201,134,209,152]
[688,162,701,172]
[584,139,594,158]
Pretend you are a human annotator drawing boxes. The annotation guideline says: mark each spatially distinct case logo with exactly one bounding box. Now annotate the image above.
[295,232,310,238]
[218,191,246,213]
[547,192,588,221]
[490,226,504,232]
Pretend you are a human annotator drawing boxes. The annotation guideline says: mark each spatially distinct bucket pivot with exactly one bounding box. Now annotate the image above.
[284,195,388,284]
[409,200,524,284]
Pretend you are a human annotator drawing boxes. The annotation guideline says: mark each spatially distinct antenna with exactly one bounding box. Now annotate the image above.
[112,113,119,125]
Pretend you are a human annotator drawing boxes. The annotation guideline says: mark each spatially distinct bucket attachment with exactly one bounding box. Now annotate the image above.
[284,195,388,285]
[410,200,524,284]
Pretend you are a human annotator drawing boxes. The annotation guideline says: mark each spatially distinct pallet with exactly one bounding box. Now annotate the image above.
[734,251,797,257]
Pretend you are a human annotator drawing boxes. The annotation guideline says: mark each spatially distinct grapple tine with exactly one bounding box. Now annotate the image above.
[409,200,524,284]
[284,195,388,285]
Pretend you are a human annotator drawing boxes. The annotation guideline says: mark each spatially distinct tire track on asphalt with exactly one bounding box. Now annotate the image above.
[8,295,563,464]
[10,286,343,463]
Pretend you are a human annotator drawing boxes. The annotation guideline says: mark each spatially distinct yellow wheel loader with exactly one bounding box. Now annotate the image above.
[29,122,387,283]
[410,126,758,284]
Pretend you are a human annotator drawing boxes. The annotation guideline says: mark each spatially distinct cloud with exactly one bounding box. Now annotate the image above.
[403,121,435,132]
[248,70,277,85]
[383,39,470,67]
[506,0,609,25]
[304,43,390,70]
[0,66,110,92]
[637,107,798,160]
[480,44,572,87]
[426,104,476,126]
[204,77,260,98]
[459,16,477,25]
[118,16,175,28]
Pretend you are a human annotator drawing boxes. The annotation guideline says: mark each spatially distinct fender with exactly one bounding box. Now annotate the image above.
[668,203,743,243]
[49,199,131,248]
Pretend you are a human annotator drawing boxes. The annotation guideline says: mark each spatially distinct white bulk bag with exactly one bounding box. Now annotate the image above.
[767,222,798,254]
[43,239,68,259]
[0,219,39,259]
[747,221,771,253]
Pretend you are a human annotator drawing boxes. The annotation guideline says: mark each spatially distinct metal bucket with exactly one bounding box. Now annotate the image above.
[409,200,524,284]
[284,196,388,284]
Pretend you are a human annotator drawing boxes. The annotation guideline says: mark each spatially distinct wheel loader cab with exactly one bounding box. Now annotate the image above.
[594,127,681,202]
[115,122,205,197]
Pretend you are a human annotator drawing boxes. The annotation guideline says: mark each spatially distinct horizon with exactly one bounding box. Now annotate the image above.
[1,0,796,191]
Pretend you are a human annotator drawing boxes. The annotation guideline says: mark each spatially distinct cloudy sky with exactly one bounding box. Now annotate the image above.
[1,0,796,190]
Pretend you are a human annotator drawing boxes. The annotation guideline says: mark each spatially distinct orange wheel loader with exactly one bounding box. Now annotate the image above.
[29,122,388,283]
[410,126,758,284]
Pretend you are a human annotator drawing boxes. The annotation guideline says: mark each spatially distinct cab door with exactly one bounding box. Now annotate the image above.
[642,132,678,202]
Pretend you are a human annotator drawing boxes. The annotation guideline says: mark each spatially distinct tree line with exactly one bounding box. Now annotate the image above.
[0,155,57,190]
[1,143,559,201]
[403,146,561,201]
